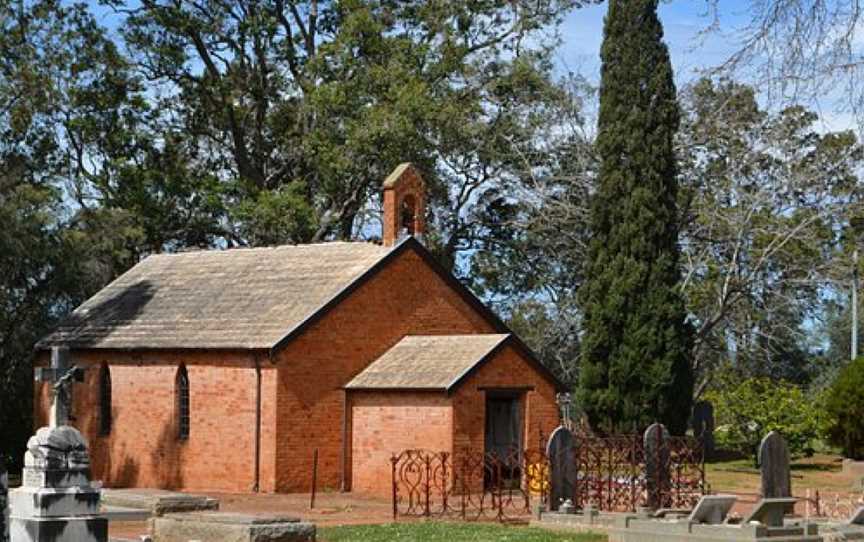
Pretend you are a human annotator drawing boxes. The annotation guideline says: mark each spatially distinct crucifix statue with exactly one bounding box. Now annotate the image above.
[34,346,84,427]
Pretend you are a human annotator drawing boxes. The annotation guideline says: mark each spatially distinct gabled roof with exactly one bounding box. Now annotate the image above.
[36,236,567,391]
[345,334,510,392]
[37,242,391,350]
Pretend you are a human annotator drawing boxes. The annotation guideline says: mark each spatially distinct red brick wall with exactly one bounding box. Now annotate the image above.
[34,350,276,493]
[272,247,495,492]
[451,344,560,458]
[33,244,529,495]
[348,391,452,496]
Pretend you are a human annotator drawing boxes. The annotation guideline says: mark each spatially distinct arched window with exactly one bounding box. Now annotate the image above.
[176,365,190,441]
[400,195,416,235]
[99,363,112,436]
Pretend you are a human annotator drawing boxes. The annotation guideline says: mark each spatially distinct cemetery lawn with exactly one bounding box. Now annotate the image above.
[707,453,849,493]
[319,521,606,541]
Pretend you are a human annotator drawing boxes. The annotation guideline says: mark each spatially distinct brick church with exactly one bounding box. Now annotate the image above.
[35,164,563,496]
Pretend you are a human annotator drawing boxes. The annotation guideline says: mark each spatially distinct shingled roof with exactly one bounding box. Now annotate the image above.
[38,242,391,350]
[345,334,511,392]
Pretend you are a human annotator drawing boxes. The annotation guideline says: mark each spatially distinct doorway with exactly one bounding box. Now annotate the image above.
[484,393,523,489]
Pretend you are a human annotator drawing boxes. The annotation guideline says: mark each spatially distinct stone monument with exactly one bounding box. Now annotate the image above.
[1,455,8,542]
[643,423,670,510]
[8,347,107,542]
[546,426,576,511]
[758,431,791,499]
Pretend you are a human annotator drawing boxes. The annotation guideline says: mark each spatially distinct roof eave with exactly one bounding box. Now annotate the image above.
[344,386,447,392]
[444,335,511,395]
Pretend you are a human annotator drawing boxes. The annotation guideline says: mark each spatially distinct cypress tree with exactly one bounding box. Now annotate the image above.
[576,0,693,435]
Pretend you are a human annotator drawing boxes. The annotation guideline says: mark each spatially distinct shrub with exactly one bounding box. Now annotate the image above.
[705,377,822,464]
[824,357,864,460]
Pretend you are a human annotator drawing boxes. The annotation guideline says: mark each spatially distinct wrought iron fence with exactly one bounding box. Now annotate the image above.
[390,448,549,522]
[802,489,864,520]
[572,433,705,512]
[390,432,705,522]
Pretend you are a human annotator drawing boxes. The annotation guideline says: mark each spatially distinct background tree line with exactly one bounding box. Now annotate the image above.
[2,0,864,464]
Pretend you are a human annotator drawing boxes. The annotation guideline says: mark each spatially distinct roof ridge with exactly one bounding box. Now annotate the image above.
[148,240,386,258]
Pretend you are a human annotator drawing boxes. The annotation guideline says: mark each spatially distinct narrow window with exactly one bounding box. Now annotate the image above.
[99,363,112,435]
[176,365,190,440]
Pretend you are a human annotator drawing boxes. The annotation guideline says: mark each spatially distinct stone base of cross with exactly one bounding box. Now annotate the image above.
[10,347,107,542]
[34,347,85,427]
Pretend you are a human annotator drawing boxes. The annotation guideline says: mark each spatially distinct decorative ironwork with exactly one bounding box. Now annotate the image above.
[390,429,705,522]
[802,489,864,520]
[390,447,549,522]
[573,433,705,512]
[573,435,644,512]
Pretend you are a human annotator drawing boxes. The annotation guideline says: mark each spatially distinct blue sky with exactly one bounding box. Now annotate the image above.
[556,1,856,132]
[557,1,749,83]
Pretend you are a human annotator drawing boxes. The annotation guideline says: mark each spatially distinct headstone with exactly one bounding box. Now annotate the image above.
[546,426,576,511]
[1,456,8,542]
[644,423,670,510]
[691,401,715,460]
[8,426,107,542]
[743,497,797,527]
[686,495,737,525]
[847,505,864,526]
[9,347,106,542]
[758,431,791,499]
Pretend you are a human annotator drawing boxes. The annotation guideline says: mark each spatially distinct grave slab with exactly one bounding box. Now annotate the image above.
[101,489,218,517]
[150,512,315,542]
[537,506,824,542]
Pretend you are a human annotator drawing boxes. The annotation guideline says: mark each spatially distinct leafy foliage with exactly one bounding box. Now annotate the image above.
[824,357,864,460]
[0,0,595,466]
[705,376,822,462]
[576,0,693,434]
[678,79,864,395]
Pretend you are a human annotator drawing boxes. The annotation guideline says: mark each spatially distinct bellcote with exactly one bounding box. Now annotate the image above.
[382,163,426,247]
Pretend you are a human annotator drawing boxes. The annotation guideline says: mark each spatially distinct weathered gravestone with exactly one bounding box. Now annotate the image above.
[8,347,107,542]
[643,423,670,510]
[691,400,715,460]
[546,426,576,511]
[758,431,791,500]
[1,455,8,542]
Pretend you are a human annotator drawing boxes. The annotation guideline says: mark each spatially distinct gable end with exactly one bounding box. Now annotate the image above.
[269,237,567,392]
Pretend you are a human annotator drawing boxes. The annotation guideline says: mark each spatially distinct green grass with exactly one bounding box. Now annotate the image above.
[319,522,606,542]
[705,453,850,493]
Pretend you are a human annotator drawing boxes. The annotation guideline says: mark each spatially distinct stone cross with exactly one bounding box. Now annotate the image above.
[546,426,576,511]
[34,347,83,427]
[758,431,792,499]
[644,422,671,510]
